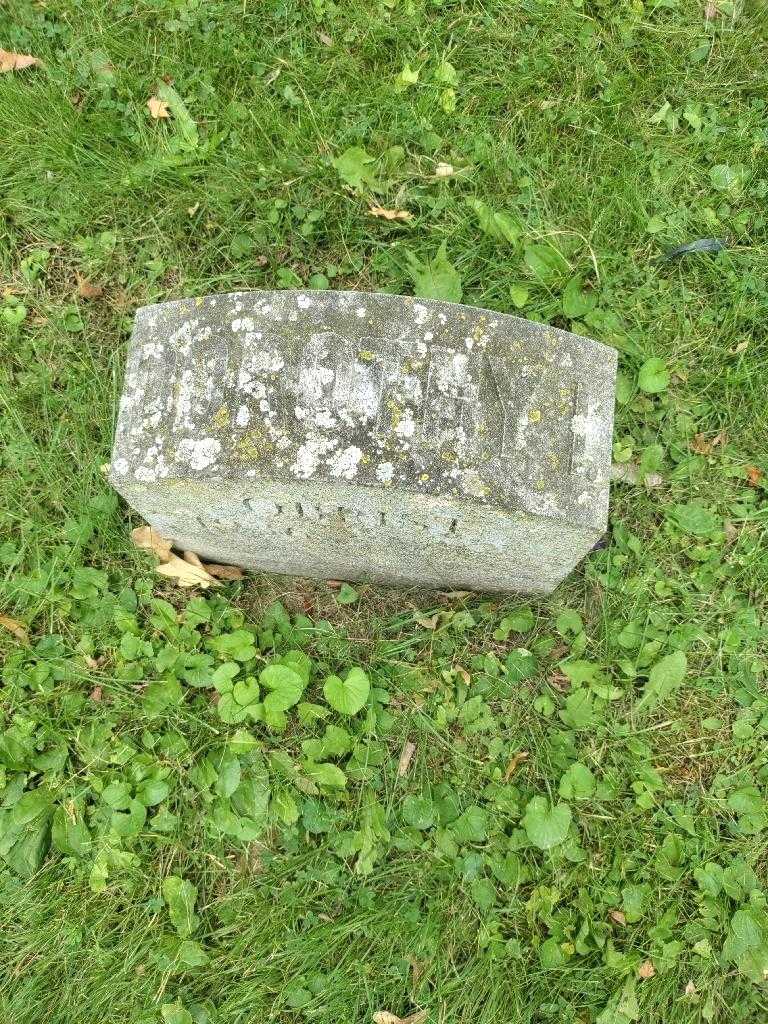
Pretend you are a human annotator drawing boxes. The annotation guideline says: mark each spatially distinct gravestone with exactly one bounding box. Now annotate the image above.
[109,290,617,593]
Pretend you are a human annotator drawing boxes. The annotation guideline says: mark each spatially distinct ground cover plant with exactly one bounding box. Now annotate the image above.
[1,1,768,1022]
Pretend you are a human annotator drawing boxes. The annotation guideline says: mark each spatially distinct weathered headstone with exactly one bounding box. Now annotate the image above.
[109,290,616,593]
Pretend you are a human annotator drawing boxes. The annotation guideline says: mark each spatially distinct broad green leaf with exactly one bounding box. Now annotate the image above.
[155,82,199,151]
[637,357,669,394]
[303,761,347,789]
[323,667,370,716]
[539,936,568,969]
[558,688,594,731]
[402,794,436,830]
[110,798,147,837]
[162,875,200,937]
[522,797,572,850]
[211,661,240,691]
[101,781,132,810]
[559,762,596,800]
[406,241,462,303]
[450,804,488,843]
[637,651,687,711]
[467,198,521,244]
[144,677,183,717]
[208,629,257,662]
[335,582,359,605]
[562,276,597,318]
[667,503,719,537]
[214,753,241,798]
[523,242,569,284]
[260,663,305,709]
[161,1002,194,1024]
[332,146,379,191]
[51,804,91,858]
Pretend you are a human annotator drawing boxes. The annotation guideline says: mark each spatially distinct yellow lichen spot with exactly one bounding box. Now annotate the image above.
[211,404,230,430]
[234,429,268,463]
[359,350,375,362]
[535,479,547,491]
[548,453,560,469]
[195,297,204,307]
[388,400,402,431]
[419,473,430,482]
[361,453,371,464]
[528,408,542,424]
[441,450,456,462]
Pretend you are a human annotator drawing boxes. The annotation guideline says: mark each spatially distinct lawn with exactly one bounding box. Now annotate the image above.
[1,1,768,1022]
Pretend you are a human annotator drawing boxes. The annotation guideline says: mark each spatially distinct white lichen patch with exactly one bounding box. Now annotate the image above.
[376,461,395,484]
[236,405,251,427]
[329,445,363,480]
[177,437,222,471]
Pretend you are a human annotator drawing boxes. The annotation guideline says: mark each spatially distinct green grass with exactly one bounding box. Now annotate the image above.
[1,1,768,1022]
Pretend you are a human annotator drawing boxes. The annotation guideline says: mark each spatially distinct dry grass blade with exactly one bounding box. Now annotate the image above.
[397,741,416,777]
[373,1012,427,1024]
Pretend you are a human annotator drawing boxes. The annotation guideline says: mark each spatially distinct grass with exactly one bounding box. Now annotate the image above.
[1,1,768,1022]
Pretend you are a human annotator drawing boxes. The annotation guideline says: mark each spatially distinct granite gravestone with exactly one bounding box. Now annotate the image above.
[109,290,617,593]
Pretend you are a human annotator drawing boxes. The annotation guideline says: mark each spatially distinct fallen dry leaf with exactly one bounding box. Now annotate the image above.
[609,910,627,926]
[204,562,245,581]
[373,1012,427,1024]
[368,205,413,222]
[690,431,726,456]
[730,340,749,355]
[0,49,42,72]
[0,614,29,643]
[434,162,455,178]
[409,957,425,989]
[724,519,738,544]
[156,552,220,589]
[147,95,171,119]
[414,613,440,630]
[684,980,698,996]
[746,465,763,487]
[638,960,656,979]
[131,525,173,560]
[397,741,416,777]
[704,1,719,18]
[549,670,570,692]
[90,686,103,702]
[77,277,103,299]
[84,654,104,670]
[318,31,333,46]
[504,750,530,781]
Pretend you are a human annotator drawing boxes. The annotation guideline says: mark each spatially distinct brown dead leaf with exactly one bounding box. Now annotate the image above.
[434,162,454,178]
[609,910,627,926]
[327,579,343,590]
[131,525,173,560]
[724,519,738,544]
[147,95,171,119]
[549,670,570,692]
[409,957,425,989]
[90,686,103,702]
[684,980,698,996]
[204,562,245,580]
[84,654,104,669]
[414,613,440,630]
[397,741,417,777]
[691,431,726,456]
[0,49,42,72]
[638,960,655,979]
[0,614,29,643]
[504,750,530,781]
[77,277,103,299]
[368,205,413,222]
[704,1,719,18]
[373,1012,427,1024]
[746,465,763,487]
[730,340,749,355]
[318,31,333,46]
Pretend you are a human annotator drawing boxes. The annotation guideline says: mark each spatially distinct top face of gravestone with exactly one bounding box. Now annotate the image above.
[110,290,617,529]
